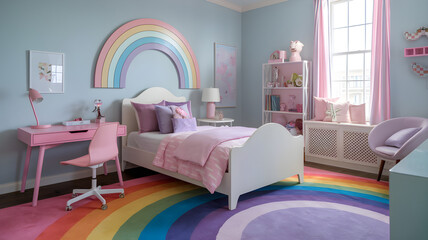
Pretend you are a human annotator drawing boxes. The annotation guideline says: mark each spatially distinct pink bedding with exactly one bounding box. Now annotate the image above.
[153,126,255,193]
[174,126,256,166]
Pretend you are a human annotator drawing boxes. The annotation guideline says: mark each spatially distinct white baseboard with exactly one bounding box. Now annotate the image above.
[306,156,392,176]
[0,165,120,195]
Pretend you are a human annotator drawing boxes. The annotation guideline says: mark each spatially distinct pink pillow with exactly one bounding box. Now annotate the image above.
[314,97,340,121]
[326,101,351,123]
[165,101,193,117]
[349,103,366,124]
[131,101,165,133]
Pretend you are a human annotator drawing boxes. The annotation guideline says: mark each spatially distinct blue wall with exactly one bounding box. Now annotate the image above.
[390,0,428,118]
[0,0,241,191]
[241,0,314,127]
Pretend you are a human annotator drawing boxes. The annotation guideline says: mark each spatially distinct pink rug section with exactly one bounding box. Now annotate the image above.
[0,174,169,240]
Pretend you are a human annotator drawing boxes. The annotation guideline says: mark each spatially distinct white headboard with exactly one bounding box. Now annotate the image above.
[122,87,186,145]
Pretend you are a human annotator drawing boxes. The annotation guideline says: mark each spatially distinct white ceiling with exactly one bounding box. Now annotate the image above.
[206,0,288,12]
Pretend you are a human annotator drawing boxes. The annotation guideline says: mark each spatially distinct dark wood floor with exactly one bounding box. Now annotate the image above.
[0,163,387,209]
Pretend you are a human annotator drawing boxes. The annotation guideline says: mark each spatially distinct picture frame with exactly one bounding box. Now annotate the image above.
[29,50,64,93]
[215,43,237,108]
[290,73,303,87]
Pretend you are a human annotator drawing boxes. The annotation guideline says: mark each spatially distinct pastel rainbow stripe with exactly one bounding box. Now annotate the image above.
[94,19,200,89]
[36,168,389,239]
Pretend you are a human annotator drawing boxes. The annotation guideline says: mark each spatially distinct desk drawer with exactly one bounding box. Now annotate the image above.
[33,130,96,145]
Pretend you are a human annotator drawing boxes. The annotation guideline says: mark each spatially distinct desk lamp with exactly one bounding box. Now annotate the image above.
[202,88,220,119]
[28,88,51,129]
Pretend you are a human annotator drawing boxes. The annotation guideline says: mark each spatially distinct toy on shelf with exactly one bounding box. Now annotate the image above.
[268,50,287,63]
[404,27,428,40]
[289,41,304,62]
[412,63,428,77]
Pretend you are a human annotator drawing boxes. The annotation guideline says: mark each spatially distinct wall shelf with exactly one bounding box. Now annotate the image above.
[404,46,428,57]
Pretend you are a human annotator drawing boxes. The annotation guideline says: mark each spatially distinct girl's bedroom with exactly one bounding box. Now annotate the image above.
[0,0,427,239]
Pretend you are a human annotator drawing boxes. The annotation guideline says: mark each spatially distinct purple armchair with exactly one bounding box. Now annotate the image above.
[368,117,428,181]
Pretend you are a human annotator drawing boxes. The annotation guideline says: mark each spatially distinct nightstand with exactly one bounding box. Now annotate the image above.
[197,118,234,127]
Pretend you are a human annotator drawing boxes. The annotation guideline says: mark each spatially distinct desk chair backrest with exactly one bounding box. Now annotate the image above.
[89,122,119,165]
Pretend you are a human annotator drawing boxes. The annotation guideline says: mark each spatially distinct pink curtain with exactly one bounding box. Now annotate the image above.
[370,0,390,125]
[313,0,330,98]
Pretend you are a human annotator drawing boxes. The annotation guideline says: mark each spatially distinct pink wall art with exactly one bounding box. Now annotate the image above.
[214,43,237,107]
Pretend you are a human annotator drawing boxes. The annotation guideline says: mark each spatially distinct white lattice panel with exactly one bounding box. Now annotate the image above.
[343,131,378,166]
[307,128,338,158]
[304,121,385,174]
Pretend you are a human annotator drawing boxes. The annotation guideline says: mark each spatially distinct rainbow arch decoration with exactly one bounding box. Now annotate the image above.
[94,18,200,89]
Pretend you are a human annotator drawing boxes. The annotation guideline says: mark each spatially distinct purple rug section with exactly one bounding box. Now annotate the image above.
[242,208,389,240]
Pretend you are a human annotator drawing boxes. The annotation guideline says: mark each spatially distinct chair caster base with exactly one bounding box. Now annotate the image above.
[66,206,72,211]
[119,193,125,198]
[101,204,108,210]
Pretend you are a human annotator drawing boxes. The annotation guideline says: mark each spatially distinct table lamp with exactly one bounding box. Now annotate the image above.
[28,88,51,129]
[202,88,220,119]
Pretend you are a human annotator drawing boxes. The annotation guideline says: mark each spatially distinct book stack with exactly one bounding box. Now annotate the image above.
[265,95,280,111]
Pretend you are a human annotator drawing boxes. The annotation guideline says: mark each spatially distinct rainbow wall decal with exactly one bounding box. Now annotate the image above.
[94,19,200,89]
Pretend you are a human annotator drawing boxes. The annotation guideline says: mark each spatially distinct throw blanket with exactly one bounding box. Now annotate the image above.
[153,126,255,193]
[174,127,256,166]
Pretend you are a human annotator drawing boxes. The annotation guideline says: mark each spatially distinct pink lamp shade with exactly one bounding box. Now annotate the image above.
[202,88,220,119]
[28,88,51,129]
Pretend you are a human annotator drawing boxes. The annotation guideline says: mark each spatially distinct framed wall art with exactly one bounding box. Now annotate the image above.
[29,50,64,93]
[214,43,237,107]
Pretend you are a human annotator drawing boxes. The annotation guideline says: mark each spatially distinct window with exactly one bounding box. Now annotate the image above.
[330,0,373,111]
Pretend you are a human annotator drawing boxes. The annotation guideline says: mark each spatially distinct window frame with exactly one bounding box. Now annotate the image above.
[329,0,372,107]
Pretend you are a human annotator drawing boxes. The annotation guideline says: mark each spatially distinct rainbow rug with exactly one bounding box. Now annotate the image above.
[0,167,389,240]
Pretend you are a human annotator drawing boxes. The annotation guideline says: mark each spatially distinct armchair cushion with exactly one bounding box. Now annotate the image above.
[375,146,400,156]
[385,127,421,148]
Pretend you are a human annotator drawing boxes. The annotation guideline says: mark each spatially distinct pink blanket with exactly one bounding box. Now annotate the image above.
[174,126,256,166]
[153,126,255,193]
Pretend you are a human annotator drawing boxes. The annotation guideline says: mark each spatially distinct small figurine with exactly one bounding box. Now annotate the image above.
[289,40,304,62]
[280,103,286,111]
[93,99,105,123]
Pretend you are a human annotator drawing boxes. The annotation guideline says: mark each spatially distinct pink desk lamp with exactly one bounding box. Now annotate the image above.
[202,88,220,119]
[29,88,51,129]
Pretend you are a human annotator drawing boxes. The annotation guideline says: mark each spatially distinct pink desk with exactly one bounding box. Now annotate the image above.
[17,122,127,206]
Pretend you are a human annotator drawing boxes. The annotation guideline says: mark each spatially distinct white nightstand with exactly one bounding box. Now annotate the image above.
[197,118,234,127]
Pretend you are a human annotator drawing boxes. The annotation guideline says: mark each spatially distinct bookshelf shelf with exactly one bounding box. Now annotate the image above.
[262,61,311,135]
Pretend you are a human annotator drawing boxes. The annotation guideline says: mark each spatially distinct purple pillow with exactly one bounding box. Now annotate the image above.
[172,118,197,133]
[155,104,190,133]
[385,127,421,148]
[131,101,165,133]
[165,101,193,117]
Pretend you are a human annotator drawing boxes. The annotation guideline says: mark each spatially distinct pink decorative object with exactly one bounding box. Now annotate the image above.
[61,123,124,210]
[349,103,366,124]
[412,62,428,77]
[313,97,340,121]
[404,27,428,40]
[202,88,220,119]
[268,50,287,63]
[289,41,304,62]
[296,104,303,113]
[404,46,428,57]
[28,88,51,129]
[92,99,104,120]
[175,107,189,119]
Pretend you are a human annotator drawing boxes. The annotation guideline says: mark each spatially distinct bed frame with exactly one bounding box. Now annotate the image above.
[122,87,304,210]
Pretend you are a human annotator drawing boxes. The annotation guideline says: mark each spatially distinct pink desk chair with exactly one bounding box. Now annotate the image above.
[368,117,428,181]
[61,122,124,211]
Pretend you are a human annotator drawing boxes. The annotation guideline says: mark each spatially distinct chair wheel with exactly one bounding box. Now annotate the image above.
[119,193,125,198]
[101,204,108,210]
[66,206,72,211]
[72,193,78,198]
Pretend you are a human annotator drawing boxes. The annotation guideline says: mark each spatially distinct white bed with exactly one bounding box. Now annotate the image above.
[121,87,304,210]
